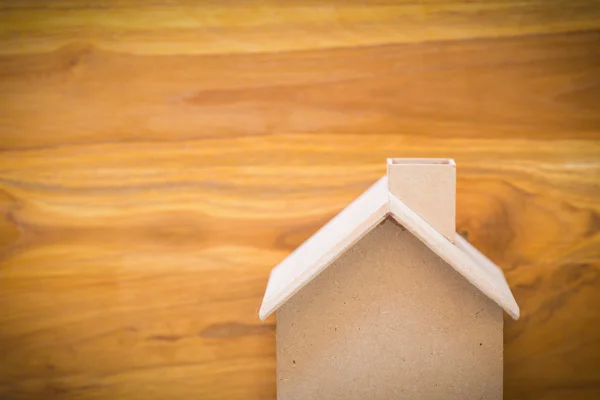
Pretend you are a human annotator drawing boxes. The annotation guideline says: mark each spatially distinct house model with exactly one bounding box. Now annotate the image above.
[259,158,520,400]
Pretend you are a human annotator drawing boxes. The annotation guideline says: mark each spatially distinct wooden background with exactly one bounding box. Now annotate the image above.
[0,1,599,399]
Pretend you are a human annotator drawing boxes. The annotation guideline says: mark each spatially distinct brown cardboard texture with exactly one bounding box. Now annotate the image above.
[277,219,502,400]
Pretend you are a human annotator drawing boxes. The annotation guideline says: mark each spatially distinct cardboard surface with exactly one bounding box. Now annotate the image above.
[277,218,503,400]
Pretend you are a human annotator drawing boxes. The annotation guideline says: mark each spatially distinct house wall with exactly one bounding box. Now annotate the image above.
[276,218,503,400]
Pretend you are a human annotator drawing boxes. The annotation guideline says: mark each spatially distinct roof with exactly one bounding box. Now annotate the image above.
[259,176,520,321]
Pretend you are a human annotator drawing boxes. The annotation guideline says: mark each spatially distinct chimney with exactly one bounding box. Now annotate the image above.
[387,158,456,243]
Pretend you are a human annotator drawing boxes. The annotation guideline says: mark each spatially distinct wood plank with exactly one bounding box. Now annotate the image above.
[0,1,599,56]
[0,1,599,399]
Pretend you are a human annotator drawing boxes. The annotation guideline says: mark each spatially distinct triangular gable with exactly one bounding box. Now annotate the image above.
[259,176,520,321]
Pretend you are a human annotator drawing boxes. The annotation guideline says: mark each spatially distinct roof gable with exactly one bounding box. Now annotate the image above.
[259,176,520,321]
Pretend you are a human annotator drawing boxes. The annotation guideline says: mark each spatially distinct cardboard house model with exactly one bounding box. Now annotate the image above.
[259,159,520,400]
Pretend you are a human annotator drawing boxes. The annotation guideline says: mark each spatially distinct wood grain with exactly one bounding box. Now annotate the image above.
[0,1,599,399]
